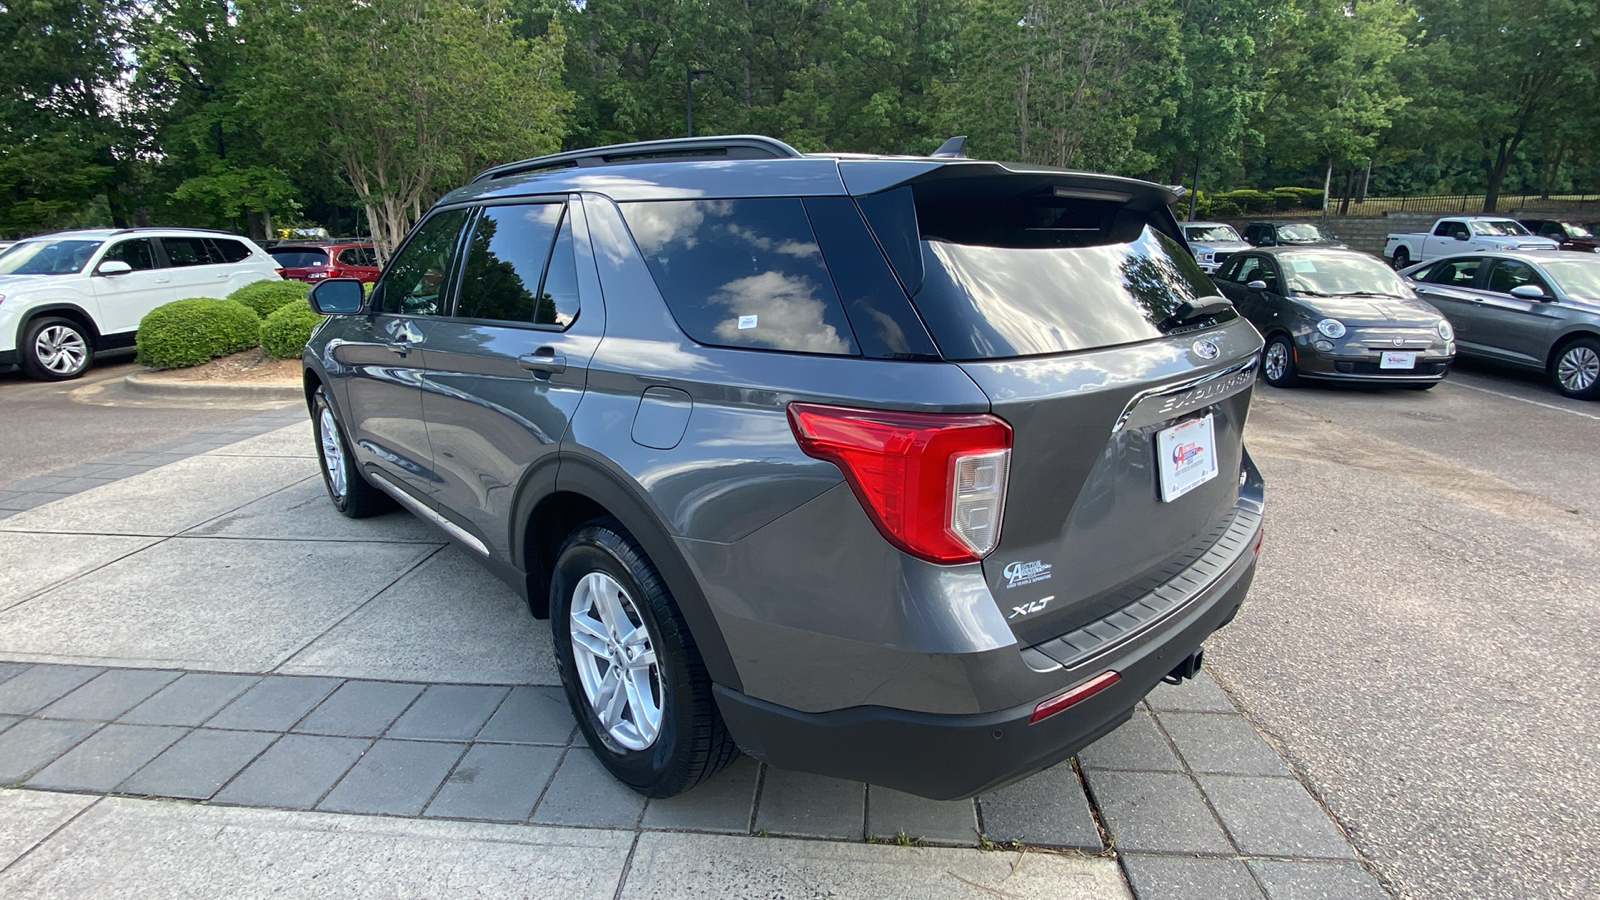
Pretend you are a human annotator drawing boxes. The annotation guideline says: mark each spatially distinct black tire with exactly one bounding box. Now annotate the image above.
[551,517,737,798]
[311,387,393,517]
[1262,334,1299,388]
[1391,247,1410,270]
[19,316,93,381]
[1549,337,1600,400]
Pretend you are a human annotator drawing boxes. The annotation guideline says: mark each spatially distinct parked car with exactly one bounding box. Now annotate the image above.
[1384,216,1558,268]
[1213,247,1455,388]
[0,228,280,380]
[1517,219,1600,253]
[0,241,16,256]
[268,241,381,284]
[1402,250,1600,399]
[302,135,1266,801]
[1243,221,1346,249]
[1181,221,1252,273]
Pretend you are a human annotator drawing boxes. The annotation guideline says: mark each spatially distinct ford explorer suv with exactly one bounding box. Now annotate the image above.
[301,136,1266,800]
[0,227,281,379]
[1384,216,1559,269]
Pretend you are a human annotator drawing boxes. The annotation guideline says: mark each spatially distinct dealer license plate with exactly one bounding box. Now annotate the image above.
[1380,351,1417,369]
[1157,414,1219,502]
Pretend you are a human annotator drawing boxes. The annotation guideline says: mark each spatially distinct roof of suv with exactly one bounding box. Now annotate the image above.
[443,135,1181,209]
[22,227,254,241]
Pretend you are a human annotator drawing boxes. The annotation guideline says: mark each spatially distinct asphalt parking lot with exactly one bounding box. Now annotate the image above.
[0,358,1595,898]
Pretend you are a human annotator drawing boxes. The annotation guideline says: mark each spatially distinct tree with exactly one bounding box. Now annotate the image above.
[242,0,572,259]
[941,0,1180,172]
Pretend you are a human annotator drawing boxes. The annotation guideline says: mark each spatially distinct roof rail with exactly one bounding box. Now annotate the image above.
[107,226,245,237]
[472,135,804,183]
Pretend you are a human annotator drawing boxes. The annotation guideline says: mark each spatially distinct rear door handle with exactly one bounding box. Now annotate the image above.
[388,341,413,357]
[519,351,567,374]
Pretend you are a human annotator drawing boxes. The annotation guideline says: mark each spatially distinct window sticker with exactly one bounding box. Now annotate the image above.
[1290,259,1318,273]
[738,315,758,329]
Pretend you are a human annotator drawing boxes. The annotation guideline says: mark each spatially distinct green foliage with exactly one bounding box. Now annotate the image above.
[1214,189,1274,213]
[1206,199,1241,218]
[136,298,262,369]
[1274,187,1324,209]
[227,279,310,318]
[259,299,325,359]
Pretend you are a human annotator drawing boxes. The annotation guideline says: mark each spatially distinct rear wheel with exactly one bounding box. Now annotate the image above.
[1390,247,1410,270]
[551,518,737,798]
[311,387,392,517]
[1262,335,1299,388]
[1550,337,1600,400]
[19,317,92,381]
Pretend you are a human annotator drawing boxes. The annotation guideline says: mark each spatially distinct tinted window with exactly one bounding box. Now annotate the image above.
[103,239,157,271]
[539,211,581,327]
[1216,256,1247,282]
[269,248,330,268]
[210,239,250,263]
[1428,258,1482,287]
[337,246,377,267]
[1485,260,1550,295]
[378,208,470,316]
[455,203,576,327]
[162,237,215,267]
[621,199,859,355]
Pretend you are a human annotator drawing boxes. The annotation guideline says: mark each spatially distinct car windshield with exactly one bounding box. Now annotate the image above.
[1563,223,1594,238]
[1185,225,1241,242]
[0,240,103,276]
[1539,259,1600,301]
[1277,224,1330,242]
[1470,220,1530,236]
[1282,253,1408,297]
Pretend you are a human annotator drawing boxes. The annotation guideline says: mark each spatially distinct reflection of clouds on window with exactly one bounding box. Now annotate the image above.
[724,224,820,259]
[625,200,732,254]
[709,271,849,354]
[523,205,563,228]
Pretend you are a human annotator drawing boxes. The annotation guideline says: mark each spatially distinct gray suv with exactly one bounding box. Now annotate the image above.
[302,136,1266,800]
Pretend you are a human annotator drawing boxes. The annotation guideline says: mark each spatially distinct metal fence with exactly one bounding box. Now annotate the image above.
[1328,193,1600,217]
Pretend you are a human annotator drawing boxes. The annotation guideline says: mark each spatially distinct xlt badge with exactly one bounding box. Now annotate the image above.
[1009,596,1054,619]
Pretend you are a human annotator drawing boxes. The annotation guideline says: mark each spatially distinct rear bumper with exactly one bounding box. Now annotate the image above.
[714,525,1260,800]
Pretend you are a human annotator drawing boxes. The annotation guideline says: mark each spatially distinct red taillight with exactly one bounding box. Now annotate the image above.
[787,402,1012,564]
[1253,525,1265,555]
[274,267,286,277]
[1030,671,1120,724]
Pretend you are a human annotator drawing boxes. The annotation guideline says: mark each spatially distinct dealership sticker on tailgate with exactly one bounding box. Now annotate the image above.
[1157,414,1219,502]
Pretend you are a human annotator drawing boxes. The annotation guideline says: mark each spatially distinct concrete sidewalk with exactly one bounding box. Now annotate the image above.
[0,416,1386,899]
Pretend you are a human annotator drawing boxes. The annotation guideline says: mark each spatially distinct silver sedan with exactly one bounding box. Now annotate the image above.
[1401,251,1600,399]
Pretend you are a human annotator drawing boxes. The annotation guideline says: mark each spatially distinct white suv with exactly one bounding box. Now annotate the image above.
[0,228,282,380]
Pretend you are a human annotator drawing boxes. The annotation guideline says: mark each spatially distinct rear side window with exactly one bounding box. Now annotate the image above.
[620,199,859,355]
[209,239,251,263]
[337,247,377,267]
[161,237,214,267]
[895,188,1225,360]
[269,248,330,268]
[454,203,577,328]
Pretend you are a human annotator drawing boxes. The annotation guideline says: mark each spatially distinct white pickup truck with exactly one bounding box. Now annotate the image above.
[1384,216,1559,268]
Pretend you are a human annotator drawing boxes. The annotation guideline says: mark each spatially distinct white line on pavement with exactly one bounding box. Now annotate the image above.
[1447,380,1600,422]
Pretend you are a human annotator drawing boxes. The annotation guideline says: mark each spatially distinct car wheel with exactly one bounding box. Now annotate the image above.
[1262,335,1299,388]
[19,317,92,381]
[551,518,737,798]
[1550,337,1600,400]
[1391,248,1410,270]
[311,387,393,517]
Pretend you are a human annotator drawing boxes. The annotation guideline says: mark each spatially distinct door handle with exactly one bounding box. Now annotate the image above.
[388,341,413,357]
[518,351,567,374]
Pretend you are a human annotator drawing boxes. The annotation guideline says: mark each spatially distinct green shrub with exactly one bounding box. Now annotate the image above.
[228,279,310,318]
[1207,199,1242,218]
[260,299,326,359]
[1215,189,1276,213]
[1273,187,1325,209]
[1271,190,1298,211]
[137,298,262,369]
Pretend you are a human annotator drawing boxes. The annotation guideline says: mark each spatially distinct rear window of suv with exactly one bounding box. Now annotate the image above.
[865,186,1224,360]
[270,247,331,268]
[620,199,860,356]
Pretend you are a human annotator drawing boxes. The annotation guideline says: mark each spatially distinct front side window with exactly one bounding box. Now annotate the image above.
[0,240,102,276]
[454,203,577,328]
[378,208,470,316]
[1485,260,1550,295]
[102,239,158,271]
[621,198,858,355]
[1217,256,1247,282]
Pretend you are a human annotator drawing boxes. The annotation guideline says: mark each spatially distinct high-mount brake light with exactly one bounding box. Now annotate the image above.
[1030,671,1121,724]
[786,403,1011,564]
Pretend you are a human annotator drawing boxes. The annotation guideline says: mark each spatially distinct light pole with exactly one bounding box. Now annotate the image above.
[686,67,713,137]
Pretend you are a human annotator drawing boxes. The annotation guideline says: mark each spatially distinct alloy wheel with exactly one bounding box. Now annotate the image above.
[318,407,348,499]
[1265,342,1289,381]
[35,325,88,375]
[1557,345,1599,394]
[568,571,662,751]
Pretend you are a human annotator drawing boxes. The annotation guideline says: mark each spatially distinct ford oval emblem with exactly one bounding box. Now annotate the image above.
[1193,339,1220,360]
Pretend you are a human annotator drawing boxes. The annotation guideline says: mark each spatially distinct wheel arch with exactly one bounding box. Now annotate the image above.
[1546,328,1600,372]
[515,454,743,693]
[17,304,102,351]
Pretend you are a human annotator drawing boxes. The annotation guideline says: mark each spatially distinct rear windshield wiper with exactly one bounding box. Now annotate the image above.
[1160,295,1234,331]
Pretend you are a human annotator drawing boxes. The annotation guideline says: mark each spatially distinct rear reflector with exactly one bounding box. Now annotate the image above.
[1253,526,1265,555]
[787,403,1012,564]
[1030,671,1121,724]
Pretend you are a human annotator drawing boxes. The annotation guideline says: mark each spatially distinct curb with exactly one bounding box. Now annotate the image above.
[124,372,302,403]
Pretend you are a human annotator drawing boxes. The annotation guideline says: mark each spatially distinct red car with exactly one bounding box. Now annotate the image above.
[1518,219,1600,253]
[268,241,381,283]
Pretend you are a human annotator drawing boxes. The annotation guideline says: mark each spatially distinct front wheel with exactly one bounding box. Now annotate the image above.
[1550,338,1600,400]
[551,518,737,798]
[311,387,392,517]
[19,317,92,381]
[1262,335,1299,388]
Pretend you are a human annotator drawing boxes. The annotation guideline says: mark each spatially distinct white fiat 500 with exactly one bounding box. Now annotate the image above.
[0,228,281,380]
